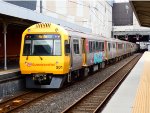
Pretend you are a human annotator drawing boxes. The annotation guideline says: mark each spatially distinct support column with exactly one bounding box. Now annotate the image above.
[3,22,7,70]
[40,0,42,13]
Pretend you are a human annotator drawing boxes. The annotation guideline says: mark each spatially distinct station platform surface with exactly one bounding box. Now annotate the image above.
[102,52,150,113]
[0,68,20,80]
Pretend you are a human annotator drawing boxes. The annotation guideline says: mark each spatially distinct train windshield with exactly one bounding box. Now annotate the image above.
[23,34,61,56]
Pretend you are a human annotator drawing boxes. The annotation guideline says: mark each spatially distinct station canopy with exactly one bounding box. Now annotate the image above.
[130,1,150,27]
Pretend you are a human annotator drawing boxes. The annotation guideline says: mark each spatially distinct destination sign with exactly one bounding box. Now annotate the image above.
[25,34,60,39]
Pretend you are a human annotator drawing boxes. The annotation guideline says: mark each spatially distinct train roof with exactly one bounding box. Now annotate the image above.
[25,22,135,44]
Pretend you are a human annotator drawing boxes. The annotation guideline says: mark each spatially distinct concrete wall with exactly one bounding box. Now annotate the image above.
[3,0,113,38]
[41,0,112,38]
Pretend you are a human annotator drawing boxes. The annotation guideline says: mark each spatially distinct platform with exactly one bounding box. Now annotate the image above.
[102,52,150,113]
[0,68,20,81]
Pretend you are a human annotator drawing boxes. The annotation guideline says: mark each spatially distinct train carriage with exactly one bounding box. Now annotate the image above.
[20,23,138,89]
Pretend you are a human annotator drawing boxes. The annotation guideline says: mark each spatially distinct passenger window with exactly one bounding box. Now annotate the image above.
[89,41,93,53]
[102,42,104,51]
[108,43,111,51]
[93,41,96,52]
[113,43,115,48]
[89,41,91,53]
[65,40,70,55]
[118,44,122,49]
[96,42,99,51]
[98,42,101,51]
[73,39,79,54]
[91,41,93,52]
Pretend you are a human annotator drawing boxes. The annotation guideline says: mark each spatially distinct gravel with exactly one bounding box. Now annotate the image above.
[15,54,138,113]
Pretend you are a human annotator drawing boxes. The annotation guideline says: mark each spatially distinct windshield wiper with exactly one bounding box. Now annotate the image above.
[39,56,43,60]
[26,55,29,60]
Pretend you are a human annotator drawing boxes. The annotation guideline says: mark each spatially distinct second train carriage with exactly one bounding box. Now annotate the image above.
[20,23,138,89]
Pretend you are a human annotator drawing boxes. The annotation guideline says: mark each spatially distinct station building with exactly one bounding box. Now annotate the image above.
[0,0,113,70]
[113,2,150,44]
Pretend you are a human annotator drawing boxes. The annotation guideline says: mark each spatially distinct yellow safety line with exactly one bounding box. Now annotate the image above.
[132,52,150,113]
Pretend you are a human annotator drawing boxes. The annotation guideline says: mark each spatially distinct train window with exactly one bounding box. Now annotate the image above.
[96,41,99,51]
[93,41,96,52]
[118,44,122,49]
[32,40,53,55]
[89,41,91,53]
[97,42,100,51]
[102,42,104,51]
[23,34,61,56]
[89,41,93,53]
[113,43,115,48]
[54,40,61,55]
[91,41,93,52]
[23,40,31,55]
[100,42,103,51]
[108,43,111,51]
[65,40,70,55]
[73,39,79,54]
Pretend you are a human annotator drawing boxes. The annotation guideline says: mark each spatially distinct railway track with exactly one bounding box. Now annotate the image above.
[0,90,53,113]
[61,54,141,113]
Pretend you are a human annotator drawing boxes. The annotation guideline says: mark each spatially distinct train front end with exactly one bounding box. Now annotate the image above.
[20,23,70,89]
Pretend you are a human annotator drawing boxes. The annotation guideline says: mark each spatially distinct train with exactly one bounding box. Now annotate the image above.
[20,23,138,89]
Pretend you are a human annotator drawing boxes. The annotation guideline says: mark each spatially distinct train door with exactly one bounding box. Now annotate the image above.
[71,38,82,70]
[81,38,86,66]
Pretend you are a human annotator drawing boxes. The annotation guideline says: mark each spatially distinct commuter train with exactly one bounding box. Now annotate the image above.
[20,23,138,89]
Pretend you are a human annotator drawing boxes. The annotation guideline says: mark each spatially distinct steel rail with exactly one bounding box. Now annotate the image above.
[0,90,53,113]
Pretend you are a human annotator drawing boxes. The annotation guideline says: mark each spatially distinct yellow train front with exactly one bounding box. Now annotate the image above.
[20,23,70,88]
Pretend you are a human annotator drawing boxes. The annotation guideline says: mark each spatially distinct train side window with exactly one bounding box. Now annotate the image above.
[89,41,93,53]
[113,43,115,48]
[118,44,122,49]
[96,41,99,51]
[118,44,120,49]
[89,41,91,53]
[73,39,79,54]
[93,41,96,52]
[91,41,93,52]
[65,40,70,55]
[102,42,104,51]
[108,43,111,51]
[100,42,102,51]
[98,42,101,51]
